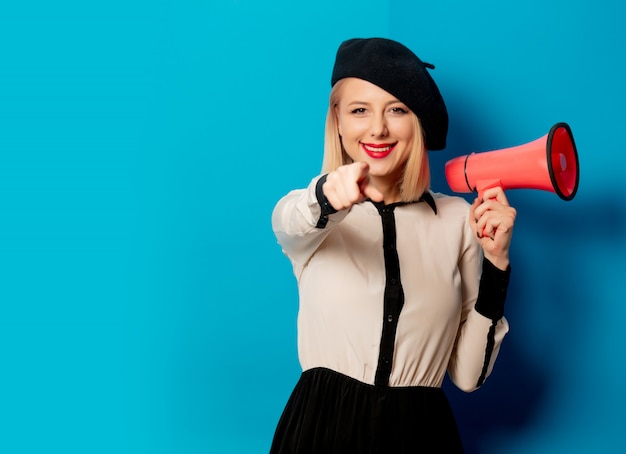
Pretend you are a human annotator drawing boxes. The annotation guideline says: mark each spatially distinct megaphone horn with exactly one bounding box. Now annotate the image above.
[445,122,580,201]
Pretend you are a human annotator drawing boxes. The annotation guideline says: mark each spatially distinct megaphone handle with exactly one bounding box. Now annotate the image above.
[476,179,504,238]
[476,178,504,202]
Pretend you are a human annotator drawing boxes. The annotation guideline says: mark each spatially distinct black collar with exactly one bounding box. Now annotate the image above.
[419,191,437,214]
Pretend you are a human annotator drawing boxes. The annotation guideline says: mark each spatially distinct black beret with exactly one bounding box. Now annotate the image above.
[331,38,448,151]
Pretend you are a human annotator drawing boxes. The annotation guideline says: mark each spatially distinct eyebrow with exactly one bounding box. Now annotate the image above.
[346,99,405,107]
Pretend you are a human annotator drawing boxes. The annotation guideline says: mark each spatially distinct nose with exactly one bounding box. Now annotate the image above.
[370,113,388,137]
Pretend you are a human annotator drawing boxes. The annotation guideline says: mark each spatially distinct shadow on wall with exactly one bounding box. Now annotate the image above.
[431,109,626,453]
[444,196,625,454]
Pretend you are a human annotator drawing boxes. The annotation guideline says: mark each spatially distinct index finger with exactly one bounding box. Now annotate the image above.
[481,186,510,205]
[351,161,370,182]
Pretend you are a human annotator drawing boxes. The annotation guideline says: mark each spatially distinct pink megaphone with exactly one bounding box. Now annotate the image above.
[445,122,580,201]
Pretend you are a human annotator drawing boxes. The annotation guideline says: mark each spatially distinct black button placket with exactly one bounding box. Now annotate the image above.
[373,203,404,387]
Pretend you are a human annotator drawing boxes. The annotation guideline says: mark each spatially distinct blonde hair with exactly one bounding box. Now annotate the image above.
[321,79,431,202]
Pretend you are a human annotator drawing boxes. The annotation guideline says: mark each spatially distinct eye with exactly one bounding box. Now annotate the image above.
[350,107,367,115]
[390,106,409,114]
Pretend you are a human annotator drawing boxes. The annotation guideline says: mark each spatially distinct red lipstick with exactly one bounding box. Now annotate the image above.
[361,142,396,159]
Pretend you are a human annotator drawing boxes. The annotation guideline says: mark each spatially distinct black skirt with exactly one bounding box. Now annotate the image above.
[270,368,464,454]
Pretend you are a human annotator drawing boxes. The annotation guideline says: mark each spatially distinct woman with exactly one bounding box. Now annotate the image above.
[270,37,516,453]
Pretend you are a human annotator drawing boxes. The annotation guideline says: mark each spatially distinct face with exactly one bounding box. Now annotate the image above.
[335,78,416,186]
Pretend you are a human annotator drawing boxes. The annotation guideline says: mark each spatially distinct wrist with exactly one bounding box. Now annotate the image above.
[484,253,509,271]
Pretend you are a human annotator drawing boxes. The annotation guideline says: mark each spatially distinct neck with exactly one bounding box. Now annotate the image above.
[377,182,402,205]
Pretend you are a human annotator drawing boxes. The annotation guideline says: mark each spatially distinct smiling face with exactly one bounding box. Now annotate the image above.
[334,78,416,193]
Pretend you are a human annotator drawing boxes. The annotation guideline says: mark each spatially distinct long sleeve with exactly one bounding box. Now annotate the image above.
[272,175,349,278]
[446,221,510,392]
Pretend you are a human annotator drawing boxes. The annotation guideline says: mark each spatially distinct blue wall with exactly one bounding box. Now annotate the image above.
[0,1,624,453]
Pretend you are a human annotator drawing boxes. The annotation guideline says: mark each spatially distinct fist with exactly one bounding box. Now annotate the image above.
[323,162,384,211]
[470,186,517,270]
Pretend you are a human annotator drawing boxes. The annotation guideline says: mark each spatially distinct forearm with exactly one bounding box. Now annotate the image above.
[448,258,511,391]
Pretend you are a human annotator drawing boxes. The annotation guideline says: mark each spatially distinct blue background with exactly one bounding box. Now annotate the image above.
[1,0,624,453]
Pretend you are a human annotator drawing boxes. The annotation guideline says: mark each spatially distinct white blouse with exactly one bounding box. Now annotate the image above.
[272,175,510,392]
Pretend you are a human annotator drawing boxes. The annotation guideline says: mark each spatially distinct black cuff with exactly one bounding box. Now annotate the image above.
[474,259,511,321]
[315,174,338,229]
